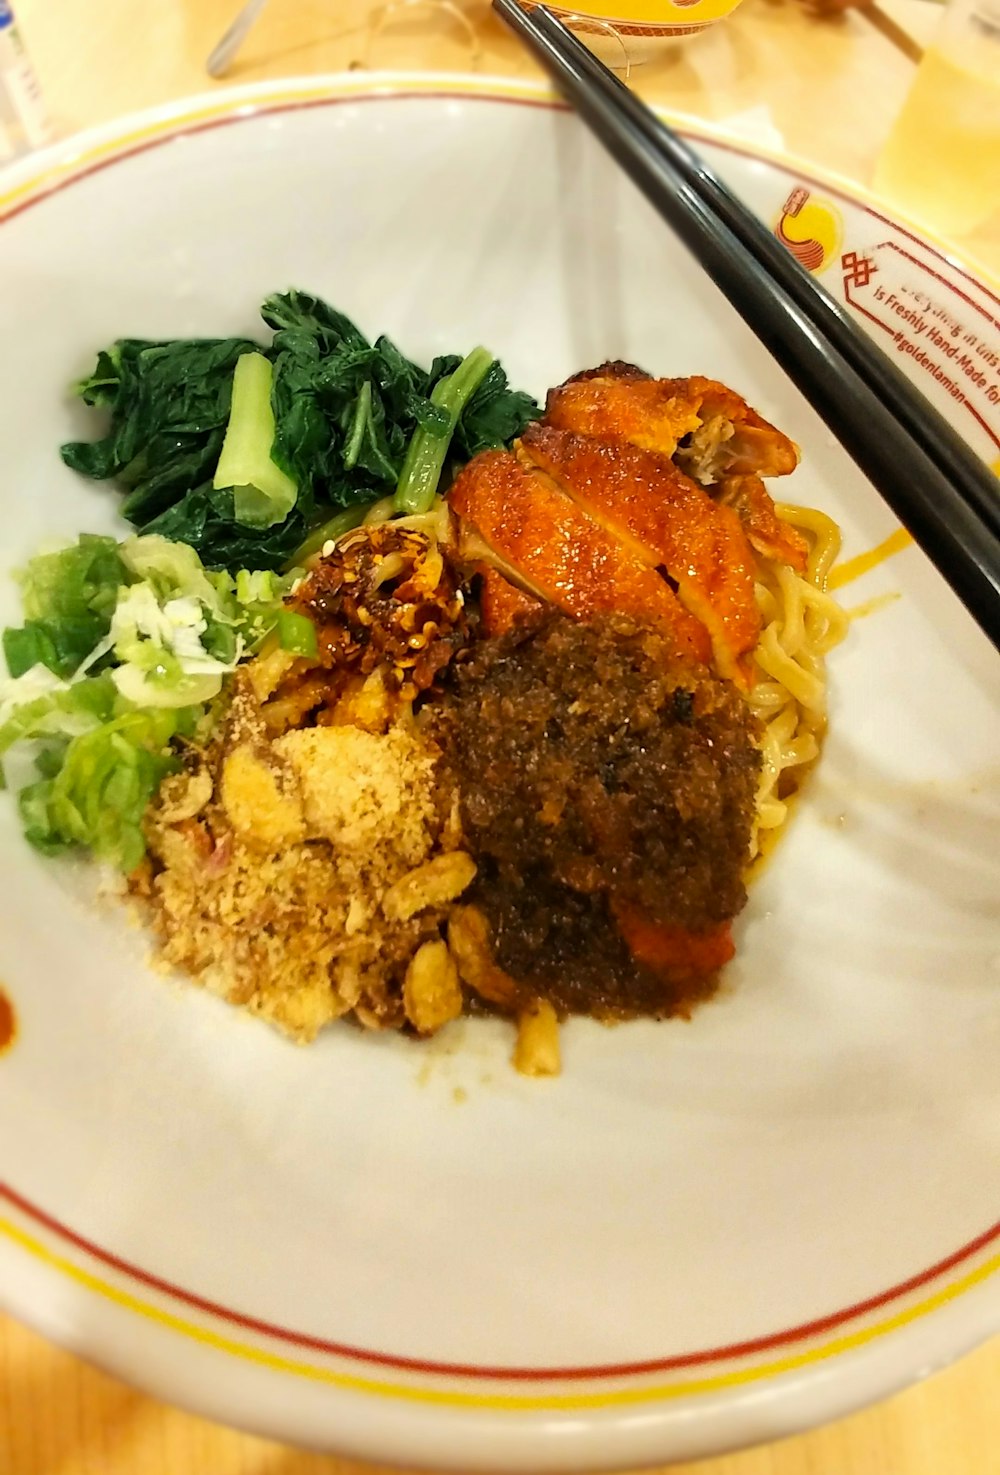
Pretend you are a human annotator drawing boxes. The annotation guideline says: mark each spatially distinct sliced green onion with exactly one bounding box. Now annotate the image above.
[276,610,318,659]
[393,346,494,515]
[3,623,59,679]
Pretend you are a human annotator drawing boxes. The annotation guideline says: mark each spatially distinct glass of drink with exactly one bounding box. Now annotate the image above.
[873,0,1000,238]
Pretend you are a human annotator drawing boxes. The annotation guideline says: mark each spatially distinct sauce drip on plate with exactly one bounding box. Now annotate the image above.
[829,528,913,590]
[0,986,16,1055]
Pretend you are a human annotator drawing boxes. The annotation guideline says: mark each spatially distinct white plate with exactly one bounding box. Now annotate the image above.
[0,74,997,1473]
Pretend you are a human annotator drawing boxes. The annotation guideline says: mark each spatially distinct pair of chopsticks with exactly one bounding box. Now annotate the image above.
[494,0,1000,651]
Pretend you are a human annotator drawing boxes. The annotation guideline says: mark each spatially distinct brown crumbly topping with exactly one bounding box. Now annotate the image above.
[139,708,463,1041]
[134,535,478,1043]
[273,725,437,863]
[131,519,765,1054]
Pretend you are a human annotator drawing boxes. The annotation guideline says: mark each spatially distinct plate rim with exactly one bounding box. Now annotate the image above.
[1,68,997,301]
[2,1180,999,1387]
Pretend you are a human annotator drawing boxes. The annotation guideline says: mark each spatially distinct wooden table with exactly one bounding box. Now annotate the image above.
[4,2,999,1472]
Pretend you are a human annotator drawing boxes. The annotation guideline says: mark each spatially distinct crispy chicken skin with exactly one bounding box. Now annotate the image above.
[475,564,543,637]
[450,450,713,664]
[519,423,760,682]
[547,361,798,475]
[545,362,808,571]
[544,367,704,459]
[674,377,799,480]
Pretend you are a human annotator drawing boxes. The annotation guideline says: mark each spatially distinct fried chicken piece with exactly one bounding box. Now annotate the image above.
[519,423,760,683]
[475,563,543,637]
[673,377,799,481]
[547,363,798,477]
[545,363,806,570]
[715,474,809,572]
[545,364,704,460]
[449,449,712,664]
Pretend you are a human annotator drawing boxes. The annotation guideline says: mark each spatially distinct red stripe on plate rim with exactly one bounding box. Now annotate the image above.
[2,85,997,321]
[3,1183,998,1382]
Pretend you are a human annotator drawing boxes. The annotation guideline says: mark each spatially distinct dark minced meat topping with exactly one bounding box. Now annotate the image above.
[431,611,761,1018]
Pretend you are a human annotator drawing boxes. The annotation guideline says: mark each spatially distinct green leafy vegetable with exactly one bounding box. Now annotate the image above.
[0,668,116,757]
[63,337,259,527]
[100,535,298,708]
[140,484,314,571]
[455,359,542,460]
[18,296,540,869]
[1,532,300,867]
[394,347,494,516]
[119,533,228,612]
[61,290,540,569]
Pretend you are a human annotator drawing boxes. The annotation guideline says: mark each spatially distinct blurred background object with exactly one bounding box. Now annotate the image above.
[205,0,738,76]
[9,0,942,190]
[874,0,1000,235]
[492,1,752,64]
[354,0,486,73]
[207,0,271,77]
[0,0,50,158]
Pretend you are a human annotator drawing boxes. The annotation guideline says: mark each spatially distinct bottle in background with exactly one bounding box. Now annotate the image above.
[873,0,1000,238]
[0,0,51,162]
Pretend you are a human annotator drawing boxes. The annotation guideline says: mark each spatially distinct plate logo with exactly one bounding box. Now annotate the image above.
[774,187,842,274]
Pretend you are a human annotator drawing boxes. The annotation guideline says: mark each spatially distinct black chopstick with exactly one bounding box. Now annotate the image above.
[501,6,999,546]
[509,11,1000,545]
[493,0,1000,651]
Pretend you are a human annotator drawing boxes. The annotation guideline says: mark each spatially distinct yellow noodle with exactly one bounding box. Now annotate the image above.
[362,495,397,526]
[776,502,841,583]
[747,505,847,858]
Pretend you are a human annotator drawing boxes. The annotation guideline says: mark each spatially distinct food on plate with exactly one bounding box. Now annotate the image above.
[0,532,300,870]
[0,295,848,1072]
[60,290,539,569]
[139,678,475,1040]
[454,422,761,680]
[450,445,715,664]
[544,362,808,569]
[430,612,760,1018]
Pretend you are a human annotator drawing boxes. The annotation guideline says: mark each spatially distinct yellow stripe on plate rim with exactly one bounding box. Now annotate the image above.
[1,1213,997,1409]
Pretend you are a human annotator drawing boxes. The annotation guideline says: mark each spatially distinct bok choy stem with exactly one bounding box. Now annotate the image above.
[393,347,494,515]
[214,353,298,529]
